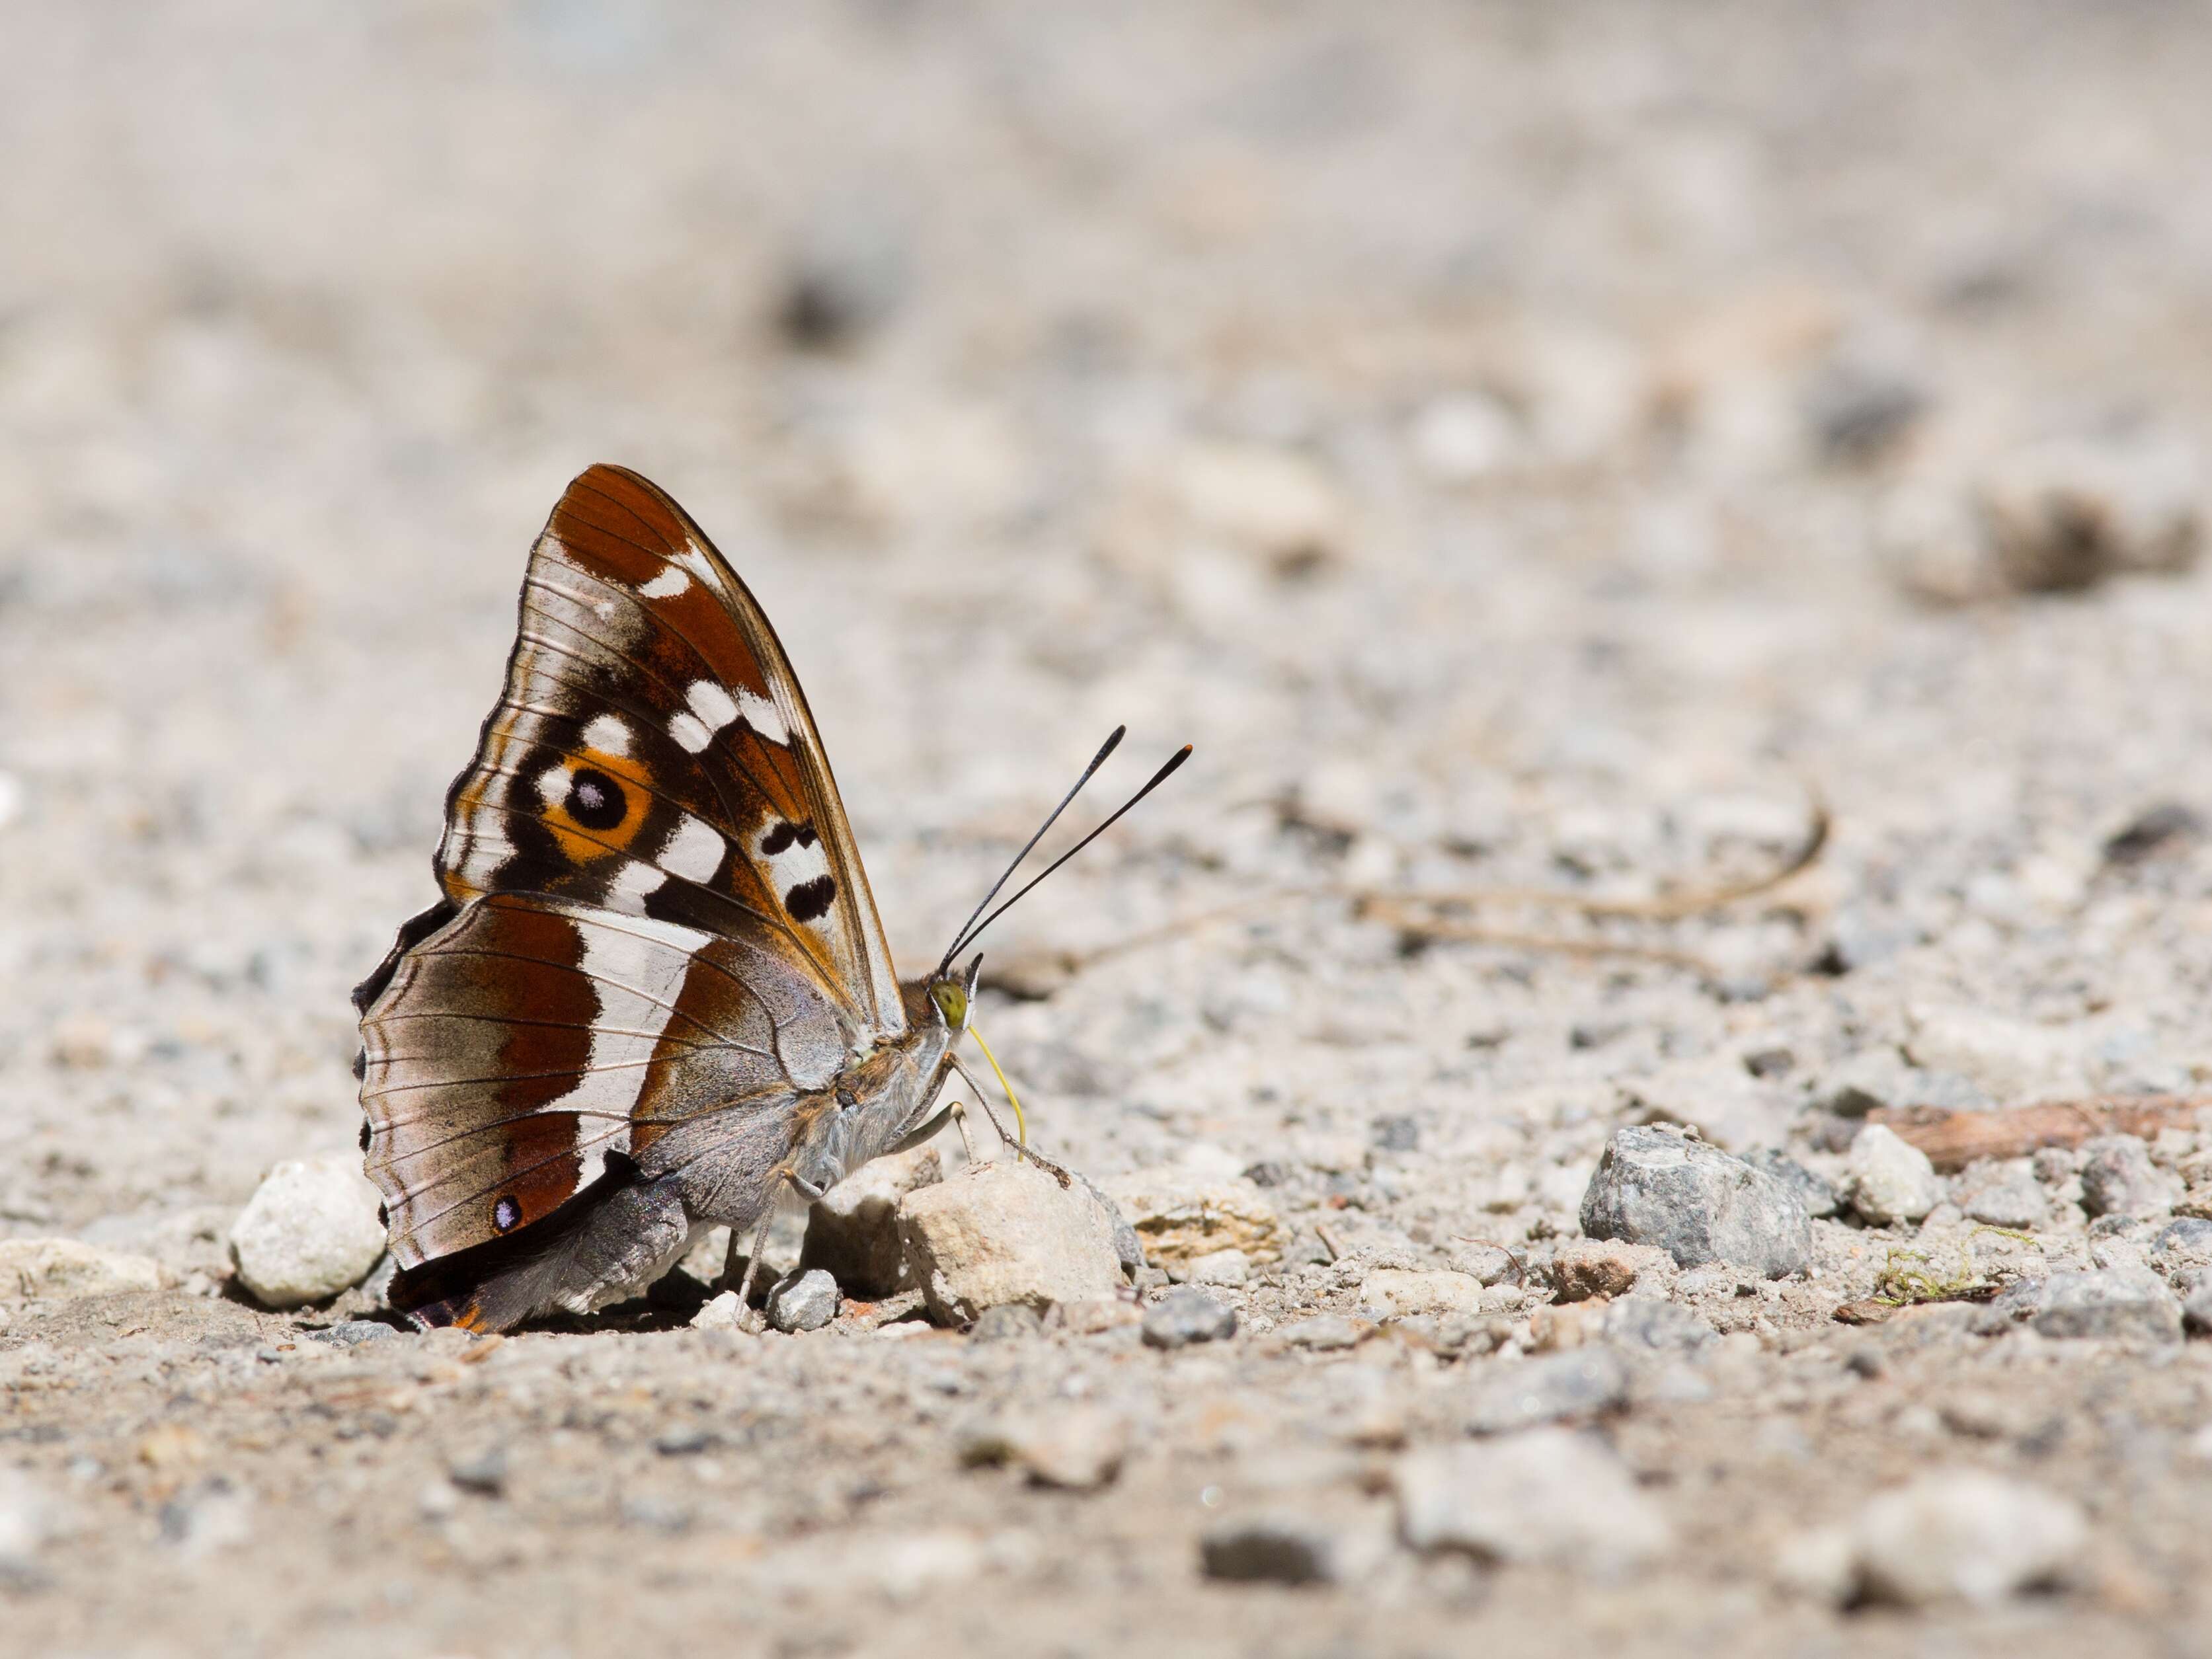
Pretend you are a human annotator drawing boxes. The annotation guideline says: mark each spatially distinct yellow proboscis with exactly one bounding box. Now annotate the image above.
[965,1021,1027,1151]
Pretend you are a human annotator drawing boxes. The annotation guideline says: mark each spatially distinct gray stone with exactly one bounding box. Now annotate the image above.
[969,1303,1044,1342]
[2029,1268,2182,1343]
[1852,1471,2086,1607]
[446,1449,508,1496]
[2183,1281,2212,1336]
[1745,1149,1840,1219]
[1182,1247,1250,1287]
[766,1268,840,1333]
[1396,1429,1671,1573]
[654,1425,713,1456]
[229,1156,387,1309]
[1199,1516,1355,1586]
[801,1145,941,1297]
[307,1319,397,1348]
[2078,1135,2183,1220]
[1466,1347,1630,1434]
[1961,1173,2046,1230]
[1578,1126,1811,1278]
[898,1161,1125,1325]
[1843,1125,1944,1227]
[2104,801,2203,865]
[1142,1287,1238,1350]
[1600,1299,1715,1352]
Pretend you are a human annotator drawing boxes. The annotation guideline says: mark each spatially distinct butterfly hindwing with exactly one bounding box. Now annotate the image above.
[433,463,904,1039]
[360,892,850,1270]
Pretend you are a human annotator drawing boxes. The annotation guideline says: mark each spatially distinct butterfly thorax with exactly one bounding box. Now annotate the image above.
[787,991,959,1195]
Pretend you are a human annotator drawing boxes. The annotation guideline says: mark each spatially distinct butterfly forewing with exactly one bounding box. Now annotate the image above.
[434,464,904,1038]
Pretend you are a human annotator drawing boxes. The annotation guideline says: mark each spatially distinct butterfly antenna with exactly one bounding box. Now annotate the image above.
[935,726,1126,978]
[940,742,1193,969]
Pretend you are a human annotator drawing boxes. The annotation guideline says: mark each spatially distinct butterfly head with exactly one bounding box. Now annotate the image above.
[925,953,983,1034]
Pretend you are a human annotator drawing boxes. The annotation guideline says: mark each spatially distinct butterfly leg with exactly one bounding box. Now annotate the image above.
[728,1202,779,1332]
[948,1098,981,1165]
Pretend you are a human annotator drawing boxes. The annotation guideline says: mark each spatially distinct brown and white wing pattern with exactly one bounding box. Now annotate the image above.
[391,463,904,1040]
[360,892,849,1271]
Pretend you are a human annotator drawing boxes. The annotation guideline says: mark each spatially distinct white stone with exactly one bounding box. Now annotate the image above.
[801,1145,942,1297]
[0,1238,163,1303]
[1183,1247,1251,1288]
[898,1161,1124,1324]
[228,1156,387,1309]
[1396,1429,1671,1574]
[1359,1267,1496,1319]
[1851,1472,2086,1607]
[960,1406,1128,1491]
[1844,1125,1944,1227]
[690,1290,746,1330]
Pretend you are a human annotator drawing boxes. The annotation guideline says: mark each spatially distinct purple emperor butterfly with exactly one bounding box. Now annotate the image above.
[354,465,1185,1331]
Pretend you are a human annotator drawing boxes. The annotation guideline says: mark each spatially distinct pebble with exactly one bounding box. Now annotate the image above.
[1600,1299,1716,1353]
[800,1145,940,1298]
[690,1290,746,1330]
[1183,1247,1251,1288]
[2077,1134,2182,1221]
[2183,1282,2212,1336]
[970,1303,1045,1342]
[898,1161,1124,1325]
[2104,801,2203,865]
[1103,1167,1283,1272]
[1396,1429,1671,1574]
[1466,1347,1630,1434]
[0,1238,163,1303]
[307,1319,397,1348]
[2030,1267,2183,1344]
[1843,1125,1944,1227]
[228,1156,387,1309]
[766,1268,840,1334]
[447,1449,508,1496]
[1548,1239,1670,1302]
[1199,1514,1364,1586]
[1578,1126,1811,1278]
[1357,1267,1494,1319]
[1166,440,1349,568]
[1960,1171,2047,1229]
[960,1407,1127,1491]
[1977,430,2202,593]
[1852,1471,2086,1606]
[1279,1314,1366,1352]
[1142,1287,1238,1350]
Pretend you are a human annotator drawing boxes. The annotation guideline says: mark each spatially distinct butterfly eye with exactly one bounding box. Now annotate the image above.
[931,981,967,1028]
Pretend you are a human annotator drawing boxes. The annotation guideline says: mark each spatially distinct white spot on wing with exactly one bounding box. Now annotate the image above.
[606,858,668,906]
[582,714,630,755]
[637,566,690,600]
[535,762,570,809]
[660,816,724,883]
[736,688,788,746]
[687,680,740,731]
[669,711,713,753]
[761,826,832,919]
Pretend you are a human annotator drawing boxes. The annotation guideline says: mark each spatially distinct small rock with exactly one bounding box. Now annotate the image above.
[766,1268,839,1334]
[1396,1429,1671,1574]
[1167,441,1349,569]
[1279,1314,1366,1352]
[1183,1247,1251,1288]
[1142,1287,1238,1350]
[1443,1239,1524,1285]
[1844,1126,1944,1227]
[1548,1239,1670,1303]
[1960,1169,2047,1229]
[1744,1149,1840,1219]
[1050,1297,1141,1336]
[801,1146,941,1297]
[775,212,906,348]
[229,1157,387,1309]
[2078,1135,2183,1221]
[1600,1299,1716,1352]
[1977,430,2202,593]
[1370,1114,1420,1153]
[899,1161,1124,1325]
[1851,1471,2086,1607]
[1466,1347,1630,1434]
[970,1303,1045,1342]
[1359,1267,1493,1319]
[2032,1268,2183,1344]
[1104,1167,1283,1270]
[0,1238,163,1303]
[654,1425,713,1456]
[1199,1514,1362,1586]
[2151,1217,2212,1275]
[307,1319,397,1348]
[961,1407,1127,1491]
[2104,802,2203,866]
[446,1449,508,1497]
[2182,1282,2212,1336]
[1579,1126,1811,1278]
[690,1290,746,1330]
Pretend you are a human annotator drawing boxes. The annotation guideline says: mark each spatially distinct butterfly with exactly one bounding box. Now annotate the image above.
[353,465,1187,1332]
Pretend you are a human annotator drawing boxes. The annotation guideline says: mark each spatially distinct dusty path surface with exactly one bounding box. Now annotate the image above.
[7,5,2212,1654]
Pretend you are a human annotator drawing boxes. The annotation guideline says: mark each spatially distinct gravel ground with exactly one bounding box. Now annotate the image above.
[8,5,2212,1655]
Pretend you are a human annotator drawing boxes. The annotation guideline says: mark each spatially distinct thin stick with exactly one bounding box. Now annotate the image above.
[1871,1097,2212,1172]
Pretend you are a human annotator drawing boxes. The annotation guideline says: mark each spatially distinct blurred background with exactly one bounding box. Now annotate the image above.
[6,0,2212,1247]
